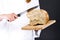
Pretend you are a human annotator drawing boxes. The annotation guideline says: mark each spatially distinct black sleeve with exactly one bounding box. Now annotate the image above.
[35,0,60,40]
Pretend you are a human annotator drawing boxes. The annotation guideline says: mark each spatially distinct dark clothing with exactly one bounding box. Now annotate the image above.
[35,0,60,40]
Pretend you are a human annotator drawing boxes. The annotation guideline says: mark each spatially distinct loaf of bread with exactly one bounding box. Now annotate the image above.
[27,9,49,26]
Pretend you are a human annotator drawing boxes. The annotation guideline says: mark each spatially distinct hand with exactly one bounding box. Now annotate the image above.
[0,13,18,22]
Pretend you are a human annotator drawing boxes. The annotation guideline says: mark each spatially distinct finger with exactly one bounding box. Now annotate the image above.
[8,18,12,22]
[7,16,14,22]
[12,13,18,19]
[14,16,17,19]
[12,16,16,21]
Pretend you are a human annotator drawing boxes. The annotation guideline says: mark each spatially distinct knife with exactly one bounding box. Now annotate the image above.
[17,5,39,17]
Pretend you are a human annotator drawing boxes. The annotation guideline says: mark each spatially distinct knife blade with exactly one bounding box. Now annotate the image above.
[17,5,39,17]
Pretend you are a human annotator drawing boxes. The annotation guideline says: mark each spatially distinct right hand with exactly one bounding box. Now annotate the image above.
[0,13,18,22]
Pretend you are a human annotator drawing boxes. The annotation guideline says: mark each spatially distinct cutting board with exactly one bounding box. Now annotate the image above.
[22,20,56,30]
